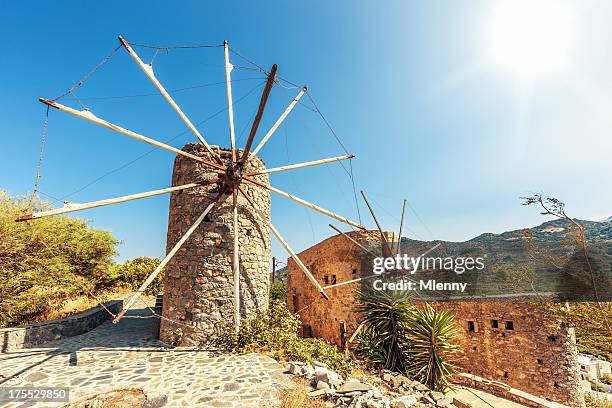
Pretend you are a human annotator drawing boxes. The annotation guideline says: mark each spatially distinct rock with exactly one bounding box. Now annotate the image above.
[337,379,373,394]
[287,362,302,375]
[390,395,418,408]
[430,391,445,402]
[301,364,316,378]
[366,400,384,408]
[313,360,329,368]
[317,380,331,390]
[382,373,393,382]
[309,389,329,397]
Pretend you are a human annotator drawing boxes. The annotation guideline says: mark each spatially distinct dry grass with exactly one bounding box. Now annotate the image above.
[24,288,138,324]
[263,377,326,408]
[585,394,612,408]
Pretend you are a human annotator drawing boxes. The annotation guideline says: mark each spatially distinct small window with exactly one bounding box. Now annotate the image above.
[505,321,514,330]
[554,382,559,387]
[548,335,557,342]
[504,371,509,379]
[537,359,543,365]
[467,321,475,332]
[323,275,329,285]
[473,346,477,351]
[331,275,337,284]
[351,268,357,277]
[491,319,499,329]
[302,324,312,338]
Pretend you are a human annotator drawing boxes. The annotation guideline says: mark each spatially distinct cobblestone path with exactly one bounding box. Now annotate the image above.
[0,304,292,407]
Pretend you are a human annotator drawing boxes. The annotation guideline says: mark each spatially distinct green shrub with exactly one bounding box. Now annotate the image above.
[355,289,414,373]
[221,299,353,376]
[0,192,118,328]
[404,303,458,391]
[112,256,162,295]
[269,281,288,302]
[354,290,459,391]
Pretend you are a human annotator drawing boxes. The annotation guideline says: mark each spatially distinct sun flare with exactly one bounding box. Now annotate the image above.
[487,0,576,78]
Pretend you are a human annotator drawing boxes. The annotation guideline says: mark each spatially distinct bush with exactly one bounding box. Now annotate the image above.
[355,290,458,391]
[221,299,353,376]
[112,256,162,295]
[0,192,118,328]
[269,281,288,302]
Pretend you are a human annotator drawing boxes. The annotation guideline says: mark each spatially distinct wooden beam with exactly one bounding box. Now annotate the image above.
[15,182,218,221]
[224,40,237,163]
[396,199,407,256]
[242,64,277,166]
[360,190,393,256]
[232,194,240,333]
[247,154,354,176]
[247,86,307,161]
[269,222,328,299]
[329,224,373,255]
[39,98,225,172]
[118,36,222,163]
[242,175,365,230]
[113,195,223,323]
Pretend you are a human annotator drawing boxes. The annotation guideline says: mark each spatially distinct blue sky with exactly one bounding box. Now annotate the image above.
[1,1,611,262]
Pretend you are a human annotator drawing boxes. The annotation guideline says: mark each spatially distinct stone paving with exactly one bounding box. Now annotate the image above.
[0,303,293,407]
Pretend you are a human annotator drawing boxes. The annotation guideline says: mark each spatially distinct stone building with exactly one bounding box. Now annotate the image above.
[160,144,271,346]
[287,231,585,407]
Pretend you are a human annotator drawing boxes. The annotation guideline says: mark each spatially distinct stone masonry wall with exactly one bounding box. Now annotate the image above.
[286,230,382,346]
[160,144,271,346]
[286,233,585,407]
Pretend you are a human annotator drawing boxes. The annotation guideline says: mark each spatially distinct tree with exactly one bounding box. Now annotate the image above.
[0,191,118,327]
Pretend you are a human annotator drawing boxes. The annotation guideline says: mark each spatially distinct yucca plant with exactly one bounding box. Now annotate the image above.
[354,289,414,373]
[404,303,458,391]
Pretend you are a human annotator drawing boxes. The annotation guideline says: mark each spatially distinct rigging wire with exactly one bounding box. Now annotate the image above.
[130,42,224,49]
[53,44,123,101]
[26,106,50,211]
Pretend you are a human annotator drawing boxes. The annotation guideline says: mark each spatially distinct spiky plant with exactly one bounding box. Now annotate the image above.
[404,303,458,391]
[355,289,414,373]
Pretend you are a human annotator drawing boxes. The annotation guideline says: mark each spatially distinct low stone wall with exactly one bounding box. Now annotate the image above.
[0,300,122,352]
[454,374,570,408]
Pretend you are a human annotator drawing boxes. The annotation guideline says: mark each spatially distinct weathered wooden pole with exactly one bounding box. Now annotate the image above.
[15,182,212,221]
[247,86,307,161]
[113,197,222,323]
[224,40,237,162]
[247,154,354,176]
[242,64,277,165]
[39,98,225,172]
[243,175,364,230]
[269,222,329,299]
[396,199,407,256]
[118,35,221,162]
[360,190,393,256]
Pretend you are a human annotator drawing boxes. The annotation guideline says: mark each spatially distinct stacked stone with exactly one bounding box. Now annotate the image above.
[160,144,271,346]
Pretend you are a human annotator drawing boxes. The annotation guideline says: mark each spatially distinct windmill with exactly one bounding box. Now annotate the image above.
[16,36,365,339]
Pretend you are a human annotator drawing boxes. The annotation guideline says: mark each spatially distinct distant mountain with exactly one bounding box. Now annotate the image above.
[387,217,612,301]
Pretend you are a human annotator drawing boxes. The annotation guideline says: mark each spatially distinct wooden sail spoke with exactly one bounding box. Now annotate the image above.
[360,190,393,256]
[232,200,240,333]
[113,195,224,323]
[15,182,220,222]
[118,36,222,164]
[247,86,307,162]
[241,64,277,165]
[224,40,237,163]
[396,199,407,256]
[247,154,354,176]
[39,98,225,172]
[242,175,365,230]
[269,222,329,299]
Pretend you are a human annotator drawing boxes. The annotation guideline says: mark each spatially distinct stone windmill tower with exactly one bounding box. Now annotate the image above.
[19,36,364,346]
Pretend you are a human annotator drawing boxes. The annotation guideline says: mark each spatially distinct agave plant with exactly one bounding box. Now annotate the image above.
[354,289,414,373]
[404,303,458,391]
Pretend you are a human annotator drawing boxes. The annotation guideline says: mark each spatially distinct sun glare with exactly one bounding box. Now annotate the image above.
[487,0,575,78]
